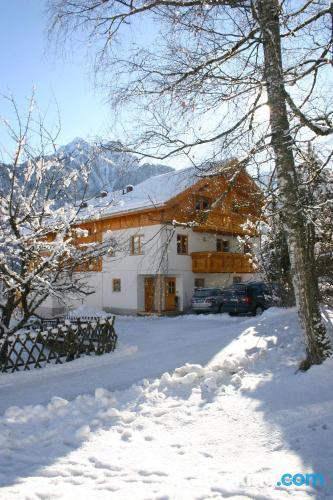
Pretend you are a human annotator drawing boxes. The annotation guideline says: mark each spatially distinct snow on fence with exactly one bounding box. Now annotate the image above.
[0,317,117,373]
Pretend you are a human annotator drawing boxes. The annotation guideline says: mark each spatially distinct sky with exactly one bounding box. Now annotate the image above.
[0,0,111,156]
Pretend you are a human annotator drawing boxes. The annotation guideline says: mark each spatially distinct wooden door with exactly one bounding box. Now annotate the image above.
[164,278,176,311]
[144,278,155,312]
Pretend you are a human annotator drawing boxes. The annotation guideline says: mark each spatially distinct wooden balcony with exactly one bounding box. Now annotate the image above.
[191,251,254,274]
[193,211,257,236]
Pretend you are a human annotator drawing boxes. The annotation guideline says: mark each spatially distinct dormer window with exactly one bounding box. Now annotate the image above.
[195,197,210,211]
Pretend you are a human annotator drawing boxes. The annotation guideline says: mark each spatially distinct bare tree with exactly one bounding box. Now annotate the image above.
[48,0,333,367]
[258,144,333,309]
[0,95,114,338]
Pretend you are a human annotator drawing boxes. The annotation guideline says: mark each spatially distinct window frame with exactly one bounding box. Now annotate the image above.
[130,235,143,255]
[194,196,210,211]
[112,278,121,292]
[194,278,205,289]
[222,240,230,252]
[177,234,188,255]
[216,238,230,252]
[244,242,252,254]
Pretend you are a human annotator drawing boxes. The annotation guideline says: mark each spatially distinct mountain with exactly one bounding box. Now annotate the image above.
[56,138,174,198]
[0,138,174,204]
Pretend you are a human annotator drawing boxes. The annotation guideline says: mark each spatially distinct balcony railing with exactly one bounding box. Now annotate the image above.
[191,251,254,273]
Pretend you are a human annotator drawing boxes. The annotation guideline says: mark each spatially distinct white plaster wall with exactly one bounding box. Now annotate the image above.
[37,294,57,317]
[102,269,138,311]
[179,271,195,310]
[103,224,165,275]
[101,224,166,312]
[38,272,104,316]
[83,273,104,310]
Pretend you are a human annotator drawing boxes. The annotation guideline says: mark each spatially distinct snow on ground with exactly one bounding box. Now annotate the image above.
[0,308,333,499]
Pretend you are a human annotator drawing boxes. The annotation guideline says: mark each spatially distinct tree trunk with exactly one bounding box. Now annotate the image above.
[0,292,16,339]
[256,0,331,368]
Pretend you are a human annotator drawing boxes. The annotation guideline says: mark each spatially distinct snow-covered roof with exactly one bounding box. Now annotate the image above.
[81,167,198,221]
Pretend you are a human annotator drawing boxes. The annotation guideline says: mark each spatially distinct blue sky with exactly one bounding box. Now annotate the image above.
[0,0,110,154]
[2,2,330,170]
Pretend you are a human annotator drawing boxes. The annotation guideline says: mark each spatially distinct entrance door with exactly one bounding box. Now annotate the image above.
[144,278,155,312]
[164,277,176,311]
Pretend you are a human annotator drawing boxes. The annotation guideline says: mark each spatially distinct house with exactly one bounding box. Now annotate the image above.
[40,160,262,316]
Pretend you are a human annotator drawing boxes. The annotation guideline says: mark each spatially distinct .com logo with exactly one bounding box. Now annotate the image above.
[277,473,324,487]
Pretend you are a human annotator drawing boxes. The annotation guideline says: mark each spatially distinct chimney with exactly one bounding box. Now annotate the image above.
[97,190,108,198]
[122,185,134,195]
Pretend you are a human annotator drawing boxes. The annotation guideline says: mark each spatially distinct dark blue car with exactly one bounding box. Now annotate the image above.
[222,282,279,316]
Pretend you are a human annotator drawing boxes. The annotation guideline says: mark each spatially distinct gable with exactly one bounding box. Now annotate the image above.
[161,164,262,235]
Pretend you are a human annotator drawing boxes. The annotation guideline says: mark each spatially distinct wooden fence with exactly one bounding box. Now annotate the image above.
[0,316,117,373]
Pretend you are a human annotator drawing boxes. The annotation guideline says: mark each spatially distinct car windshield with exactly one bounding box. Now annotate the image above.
[194,289,219,298]
[224,287,246,297]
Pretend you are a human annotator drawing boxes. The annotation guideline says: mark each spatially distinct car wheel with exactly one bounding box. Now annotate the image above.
[253,306,264,316]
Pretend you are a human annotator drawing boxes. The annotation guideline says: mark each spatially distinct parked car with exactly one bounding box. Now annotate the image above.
[222,281,278,316]
[191,287,226,314]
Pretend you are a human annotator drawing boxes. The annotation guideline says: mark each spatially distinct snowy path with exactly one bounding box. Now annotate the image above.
[0,309,333,499]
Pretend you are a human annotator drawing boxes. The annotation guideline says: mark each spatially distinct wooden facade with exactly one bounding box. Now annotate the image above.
[161,167,262,236]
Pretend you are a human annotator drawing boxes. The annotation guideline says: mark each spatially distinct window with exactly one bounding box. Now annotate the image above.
[112,279,121,292]
[194,278,205,289]
[130,235,143,255]
[106,235,117,257]
[244,242,252,254]
[177,234,188,255]
[217,239,230,252]
[195,197,210,211]
[232,201,240,213]
[203,198,210,210]
[74,257,102,273]
[166,279,176,295]
[78,226,94,237]
[223,240,230,252]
